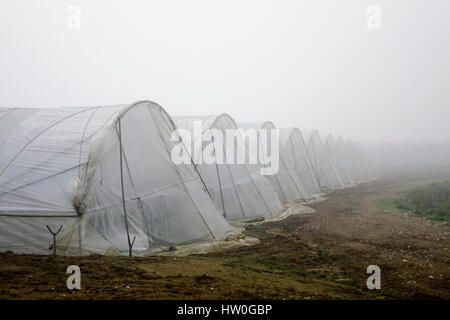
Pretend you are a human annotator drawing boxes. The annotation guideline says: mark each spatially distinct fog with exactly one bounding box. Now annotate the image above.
[0,1,449,164]
[362,142,450,166]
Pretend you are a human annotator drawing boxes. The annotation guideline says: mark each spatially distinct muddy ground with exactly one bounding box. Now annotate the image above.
[0,166,449,300]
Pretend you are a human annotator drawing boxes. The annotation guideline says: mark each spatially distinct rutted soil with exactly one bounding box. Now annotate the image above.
[0,166,449,299]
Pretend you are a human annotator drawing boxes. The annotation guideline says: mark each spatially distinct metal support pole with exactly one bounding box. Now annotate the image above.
[118,118,135,257]
[222,133,246,218]
[178,136,214,201]
[212,135,226,217]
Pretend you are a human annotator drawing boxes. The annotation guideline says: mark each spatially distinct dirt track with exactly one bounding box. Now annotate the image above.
[0,166,449,299]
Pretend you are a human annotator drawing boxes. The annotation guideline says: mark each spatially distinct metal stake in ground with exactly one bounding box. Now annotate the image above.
[46,225,63,256]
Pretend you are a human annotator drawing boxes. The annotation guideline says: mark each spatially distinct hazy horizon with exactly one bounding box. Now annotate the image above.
[1,0,449,144]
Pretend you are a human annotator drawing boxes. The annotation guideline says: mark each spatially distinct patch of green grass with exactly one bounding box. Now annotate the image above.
[375,291,389,297]
[330,254,344,260]
[294,269,308,276]
[339,278,361,288]
[381,181,450,223]
[313,272,327,279]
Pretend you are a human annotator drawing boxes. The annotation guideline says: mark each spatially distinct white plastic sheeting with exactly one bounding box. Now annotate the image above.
[239,122,307,203]
[0,101,234,255]
[325,135,355,187]
[174,115,283,221]
[0,108,40,148]
[336,137,366,183]
[305,130,344,191]
[279,128,322,198]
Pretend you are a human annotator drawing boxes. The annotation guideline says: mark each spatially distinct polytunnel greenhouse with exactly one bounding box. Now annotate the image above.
[239,122,308,204]
[0,101,234,255]
[174,114,283,221]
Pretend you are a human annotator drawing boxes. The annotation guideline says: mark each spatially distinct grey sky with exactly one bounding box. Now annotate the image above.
[0,0,449,143]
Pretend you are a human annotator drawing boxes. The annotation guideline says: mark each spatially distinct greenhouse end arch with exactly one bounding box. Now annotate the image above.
[0,101,234,255]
